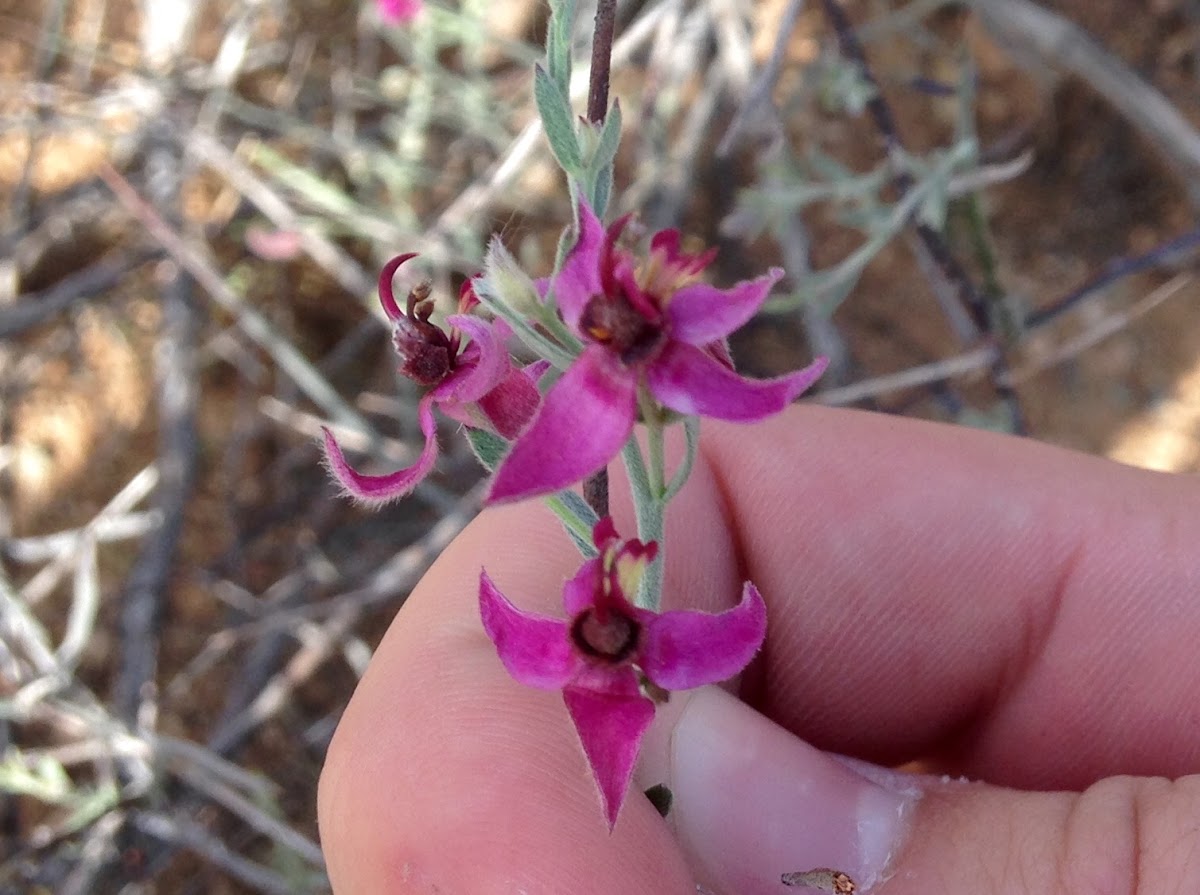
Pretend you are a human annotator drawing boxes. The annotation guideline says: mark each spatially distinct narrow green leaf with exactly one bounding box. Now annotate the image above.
[582,99,621,215]
[465,428,508,471]
[591,99,623,171]
[558,516,595,556]
[546,0,577,91]
[555,489,599,530]
[534,64,582,173]
[586,161,613,218]
[544,490,599,557]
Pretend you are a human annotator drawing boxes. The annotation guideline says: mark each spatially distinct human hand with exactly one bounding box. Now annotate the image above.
[319,406,1200,894]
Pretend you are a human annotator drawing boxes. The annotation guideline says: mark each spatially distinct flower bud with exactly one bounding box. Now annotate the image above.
[480,237,540,318]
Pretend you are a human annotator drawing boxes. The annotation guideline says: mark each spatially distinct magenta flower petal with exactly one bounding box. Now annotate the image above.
[377,253,419,320]
[613,259,662,323]
[562,682,655,829]
[640,582,767,690]
[551,199,606,331]
[666,267,783,346]
[523,358,552,383]
[487,346,638,503]
[648,228,716,281]
[479,570,579,690]
[479,518,772,828]
[592,516,620,549]
[320,395,439,504]
[646,342,827,421]
[562,557,604,616]
[377,0,422,23]
[441,315,512,405]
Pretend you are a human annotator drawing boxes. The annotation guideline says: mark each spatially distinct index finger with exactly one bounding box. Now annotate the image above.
[708,407,1200,788]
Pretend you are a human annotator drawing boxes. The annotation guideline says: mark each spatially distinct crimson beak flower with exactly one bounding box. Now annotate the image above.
[323,255,540,504]
[487,199,827,503]
[376,0,421,23]
[479,518,767,828]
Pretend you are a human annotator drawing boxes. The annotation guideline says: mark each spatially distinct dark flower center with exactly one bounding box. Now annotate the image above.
[393,285,456,386]
[580,292,666,366]
[571,607,640,663]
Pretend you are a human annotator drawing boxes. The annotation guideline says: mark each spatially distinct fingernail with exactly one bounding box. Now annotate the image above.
[639,688,917,894]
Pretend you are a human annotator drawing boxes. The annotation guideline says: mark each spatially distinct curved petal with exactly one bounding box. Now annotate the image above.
[377,253,419,320]
[613,260,661,324]
[320,396,438,504]
[562,557,603,616]
[562,679,655,829]
[649,228,682,264]
[523,358,552,383]
[666,267,783,345]
[457,276,480,313]
[440,315,511,405]
[487,347,637,504]
[552,199,606,332]
[648,228,716,280]
[479,570,578,690]
[646,342,827,422]
[639,581,767,690]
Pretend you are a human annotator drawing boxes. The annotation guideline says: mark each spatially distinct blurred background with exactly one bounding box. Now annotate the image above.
[2,0,1198,891]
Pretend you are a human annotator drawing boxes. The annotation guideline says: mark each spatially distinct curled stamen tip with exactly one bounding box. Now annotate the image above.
[407,281,435,319]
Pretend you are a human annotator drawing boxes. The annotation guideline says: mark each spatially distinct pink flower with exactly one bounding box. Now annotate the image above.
[487,199,828,503]
[376,0,421,23]
[479,518,767,828]
[322,255,540,504]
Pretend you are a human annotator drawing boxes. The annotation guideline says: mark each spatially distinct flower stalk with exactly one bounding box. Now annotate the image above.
[323,0,828,830]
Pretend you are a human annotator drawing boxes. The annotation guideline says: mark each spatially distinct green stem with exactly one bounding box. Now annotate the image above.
[962,193,1002,301]
[622,399,670,611]
[663,417,700,503]
[959,192,1021,346]
[620,435,664,609]
[532,298,585,359]
[647,414,666,499]
[621,435,651,528]
[638,505,665,611]
[474,283,577,369]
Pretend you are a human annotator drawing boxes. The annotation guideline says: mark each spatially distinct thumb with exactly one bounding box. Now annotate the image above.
[637,687,1200,895]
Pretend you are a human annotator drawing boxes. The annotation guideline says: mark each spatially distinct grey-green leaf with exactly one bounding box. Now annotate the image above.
[465,428,508,472]
[534,64,582,173]
[546,0,577,91]
[591,98,622,172]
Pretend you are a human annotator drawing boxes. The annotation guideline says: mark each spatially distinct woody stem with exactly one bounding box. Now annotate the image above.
[586,0,617,125]
[582,0,618,518]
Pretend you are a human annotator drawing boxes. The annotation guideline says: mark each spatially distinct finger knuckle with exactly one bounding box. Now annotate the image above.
[1061,775,1200,895]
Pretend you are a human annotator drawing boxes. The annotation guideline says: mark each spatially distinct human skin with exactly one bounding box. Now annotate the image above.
[318,405,1200,894]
